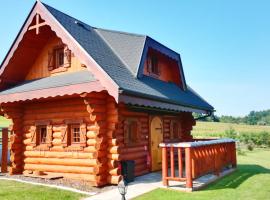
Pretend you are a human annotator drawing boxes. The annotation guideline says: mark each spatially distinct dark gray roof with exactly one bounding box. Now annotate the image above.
[95,28,146,75]
[0,71,95,95]
[41,3,214,112]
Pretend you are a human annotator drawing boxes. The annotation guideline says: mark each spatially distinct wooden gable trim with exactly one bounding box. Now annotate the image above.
[0,1,119,102]
[0,2,38,75]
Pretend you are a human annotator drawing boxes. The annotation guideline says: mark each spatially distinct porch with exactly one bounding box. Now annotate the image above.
[159,138,237,191]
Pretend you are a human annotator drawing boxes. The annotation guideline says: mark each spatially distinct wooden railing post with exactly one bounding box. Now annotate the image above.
[178,148,183,178]
[1,128,8,173]
[162,147,168,186]
[170,147,175,177]
[185,147,193,190]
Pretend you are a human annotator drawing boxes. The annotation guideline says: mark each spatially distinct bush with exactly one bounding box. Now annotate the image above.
[238,131,270,148]
[224,127,237,139]
[247,143,254,151]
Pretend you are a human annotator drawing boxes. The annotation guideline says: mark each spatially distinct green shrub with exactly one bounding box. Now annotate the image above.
[224,127,237,139]
[238,131,270,148]
[247,143,254,151]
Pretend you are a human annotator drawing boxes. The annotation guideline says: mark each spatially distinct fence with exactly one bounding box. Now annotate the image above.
[159,139,237,190]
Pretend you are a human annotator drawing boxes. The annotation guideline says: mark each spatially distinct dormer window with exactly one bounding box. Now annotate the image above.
[147,55,160,76]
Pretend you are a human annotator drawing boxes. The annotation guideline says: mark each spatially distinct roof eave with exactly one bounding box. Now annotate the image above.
[119,89,214,114]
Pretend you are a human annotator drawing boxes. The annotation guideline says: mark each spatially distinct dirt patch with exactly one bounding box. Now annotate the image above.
[1,173,116,194]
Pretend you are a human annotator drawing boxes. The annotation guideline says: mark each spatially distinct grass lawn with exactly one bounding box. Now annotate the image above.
[0,180,86,200]
[134,149,270,200]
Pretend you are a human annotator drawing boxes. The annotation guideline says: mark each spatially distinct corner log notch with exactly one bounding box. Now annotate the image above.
[106,96,121,184]
[81,92,121,186]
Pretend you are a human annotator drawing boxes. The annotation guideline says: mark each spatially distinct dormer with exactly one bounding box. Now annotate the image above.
[143,48,183,89]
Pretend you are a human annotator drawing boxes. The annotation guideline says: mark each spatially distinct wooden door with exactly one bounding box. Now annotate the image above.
[150,116,163,171]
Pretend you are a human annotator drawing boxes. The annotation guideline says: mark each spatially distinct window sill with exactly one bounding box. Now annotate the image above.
[64,144,85,151]
[49,66,68,74]
[125,142,141,147]
[146,72,160,79]
[33,144,51,151]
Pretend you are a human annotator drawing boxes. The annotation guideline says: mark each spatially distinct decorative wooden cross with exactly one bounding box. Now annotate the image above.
[28,14,46,35]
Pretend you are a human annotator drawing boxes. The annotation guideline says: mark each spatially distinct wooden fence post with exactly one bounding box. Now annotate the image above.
[185,147,193,190]
[1,128,8,173]
[162,147,168,186]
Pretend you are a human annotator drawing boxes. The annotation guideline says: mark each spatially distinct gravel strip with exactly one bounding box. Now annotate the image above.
[0,173,116,194]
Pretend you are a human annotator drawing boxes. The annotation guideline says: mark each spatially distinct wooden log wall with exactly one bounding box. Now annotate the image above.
[116,104,150,177]
[163,112,195,142]
[1,92,121,186]
[1,93,197,186]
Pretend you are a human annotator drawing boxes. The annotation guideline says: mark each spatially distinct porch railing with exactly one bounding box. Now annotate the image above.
[0,128,9,173]
[159,139,237,190]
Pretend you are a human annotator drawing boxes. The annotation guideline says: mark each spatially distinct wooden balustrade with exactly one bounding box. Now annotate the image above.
[160,139,236,190]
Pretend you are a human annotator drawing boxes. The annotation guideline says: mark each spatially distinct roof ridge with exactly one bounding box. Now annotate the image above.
[42,2,92,29]
[94,27,146,38]
[43,2,145,39]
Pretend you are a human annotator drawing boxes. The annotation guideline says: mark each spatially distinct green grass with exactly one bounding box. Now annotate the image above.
[0,116,11,139]
[192,121,270,138]
[0,180,86,200]
[134,149,270,200]
[0,116,11,128]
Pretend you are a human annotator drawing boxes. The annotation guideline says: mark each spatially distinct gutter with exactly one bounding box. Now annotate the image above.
[194,111,214,121]
[119,89,214,113]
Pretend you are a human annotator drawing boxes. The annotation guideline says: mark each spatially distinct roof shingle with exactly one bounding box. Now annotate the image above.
[40,3,214,112]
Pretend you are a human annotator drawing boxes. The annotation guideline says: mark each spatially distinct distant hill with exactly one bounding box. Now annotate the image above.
[194,109,270,126]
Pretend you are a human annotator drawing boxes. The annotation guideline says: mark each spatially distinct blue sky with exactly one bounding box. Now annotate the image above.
[0,0,269,116]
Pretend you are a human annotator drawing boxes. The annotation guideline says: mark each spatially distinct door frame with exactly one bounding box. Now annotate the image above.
[149,115,163,171]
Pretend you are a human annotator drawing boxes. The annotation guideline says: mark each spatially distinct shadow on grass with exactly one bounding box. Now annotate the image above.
[205,164,270,190]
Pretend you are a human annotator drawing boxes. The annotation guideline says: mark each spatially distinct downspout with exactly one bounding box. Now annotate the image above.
[194,111,214,121]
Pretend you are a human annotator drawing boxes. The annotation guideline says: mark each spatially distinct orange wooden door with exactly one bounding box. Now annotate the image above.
[150,116,163,171]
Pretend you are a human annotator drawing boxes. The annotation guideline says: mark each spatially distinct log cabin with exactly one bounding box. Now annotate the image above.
[0,1,215,186]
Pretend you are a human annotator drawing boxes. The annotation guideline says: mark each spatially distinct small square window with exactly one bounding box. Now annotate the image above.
[147,55,159,75]
[170,121,181,140]
[54,47,65,68]
[70,124,81,144]
[124,119,139,145]
[151,56,159,74]
[37,125,47,145]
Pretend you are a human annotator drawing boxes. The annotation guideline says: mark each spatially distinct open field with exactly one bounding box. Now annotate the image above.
[192,121,270,137]
[0,116,11,128]
[135,149,270,200]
